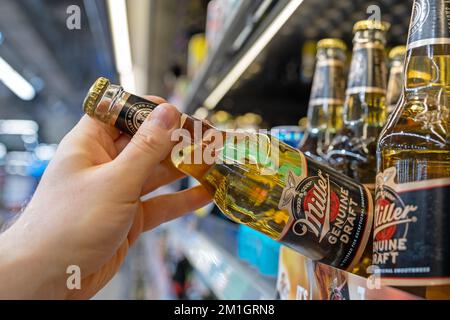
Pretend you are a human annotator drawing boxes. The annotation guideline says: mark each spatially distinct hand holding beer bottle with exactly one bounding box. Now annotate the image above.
[83,77,373,274]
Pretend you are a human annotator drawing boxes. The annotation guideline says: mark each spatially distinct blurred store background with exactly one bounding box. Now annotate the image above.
[0,0,416,300]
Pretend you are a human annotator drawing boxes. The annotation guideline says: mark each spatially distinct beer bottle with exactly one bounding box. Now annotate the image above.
[299,39,347,162]
[375,0,450,298]
[83,77,373,274]
[326,20,389,189]
[386,46,407,113]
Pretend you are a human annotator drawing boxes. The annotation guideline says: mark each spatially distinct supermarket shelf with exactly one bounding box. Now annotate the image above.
[182,0,412,124]
[182,0,251,114]
[169,221,277,300]
[183,0,303,113]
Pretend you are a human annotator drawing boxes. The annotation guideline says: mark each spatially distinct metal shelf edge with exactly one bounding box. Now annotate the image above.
[183,0,297,113]
[169,225,277,300]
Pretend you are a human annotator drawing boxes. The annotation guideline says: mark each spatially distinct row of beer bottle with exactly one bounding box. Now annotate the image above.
[299,20,405,188]
[82,0,449,299]
[299,0,450,298]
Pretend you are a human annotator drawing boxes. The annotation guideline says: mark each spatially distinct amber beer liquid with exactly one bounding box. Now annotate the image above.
[375,0,450,298]
[83,77,373,275]
[299,39,347,162]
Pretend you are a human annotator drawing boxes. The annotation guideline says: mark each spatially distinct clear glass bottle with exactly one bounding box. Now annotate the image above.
[326,20,389,189]
[375,0,450,298]
[386,45,407,113]
[299,38,347,162]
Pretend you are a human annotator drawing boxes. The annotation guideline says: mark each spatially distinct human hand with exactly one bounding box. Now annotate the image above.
[0,98,211,299]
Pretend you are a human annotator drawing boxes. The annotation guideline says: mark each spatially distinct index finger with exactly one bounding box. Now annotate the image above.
[144,95,167,105]
[78,95,168,141]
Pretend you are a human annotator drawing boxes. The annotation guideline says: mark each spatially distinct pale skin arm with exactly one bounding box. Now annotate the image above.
[0,98,212,299]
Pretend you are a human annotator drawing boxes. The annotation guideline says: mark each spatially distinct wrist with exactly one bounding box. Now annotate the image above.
[0,216,67,299]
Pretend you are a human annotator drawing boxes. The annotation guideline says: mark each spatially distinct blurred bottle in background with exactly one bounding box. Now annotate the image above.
[187,33,208,80]
[300,40,317,84]
[209,110,236,130]
[235,112,263,131]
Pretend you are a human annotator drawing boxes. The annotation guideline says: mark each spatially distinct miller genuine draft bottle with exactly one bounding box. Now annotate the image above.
[83,77,374,274]
[386,46,407,113]
[299,39,347,162]
[375,0,450,298]
[327,20,389,188]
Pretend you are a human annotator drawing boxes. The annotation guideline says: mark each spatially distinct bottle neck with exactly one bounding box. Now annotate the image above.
[96,89,219,181]
[403,0,450,105]
[343,39,388,137]
[308,48,346,134]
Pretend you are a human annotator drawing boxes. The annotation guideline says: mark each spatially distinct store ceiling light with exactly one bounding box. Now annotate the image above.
[106,0,135,92]
[204,0,304,109]
[0,119,39,135]
[0,56,36,101]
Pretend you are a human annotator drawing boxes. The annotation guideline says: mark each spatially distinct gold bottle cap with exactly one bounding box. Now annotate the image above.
[389,45,407,59]
[82,77,110,116]
[317,38,347,51]
[353,20,391,33]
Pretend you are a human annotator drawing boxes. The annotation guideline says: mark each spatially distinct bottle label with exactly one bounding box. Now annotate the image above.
[116,94,158,135]
[278,153,373,271]
[407,0,450,49]
[309,59,346,106]
[373,167,450,286]
[346,43,387,95]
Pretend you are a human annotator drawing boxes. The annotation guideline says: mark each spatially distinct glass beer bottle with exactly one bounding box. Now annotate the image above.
[299,38,347,162]
[386,45,407,114]
[83,77,373,274]
[375,0,450,298]
[326,20,389,189]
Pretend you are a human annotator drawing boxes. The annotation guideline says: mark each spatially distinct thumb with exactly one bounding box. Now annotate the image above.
[114,103,181,185]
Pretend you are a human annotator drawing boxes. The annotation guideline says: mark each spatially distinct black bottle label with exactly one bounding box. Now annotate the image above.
[373,167,450,286]
[408,0,450,49]
[278,153,373,271]
[309,59,346,106]
[346,44,387,95]
[115,94,158,135]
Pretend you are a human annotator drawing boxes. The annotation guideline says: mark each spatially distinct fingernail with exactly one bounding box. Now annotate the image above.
[147,104,179,130]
